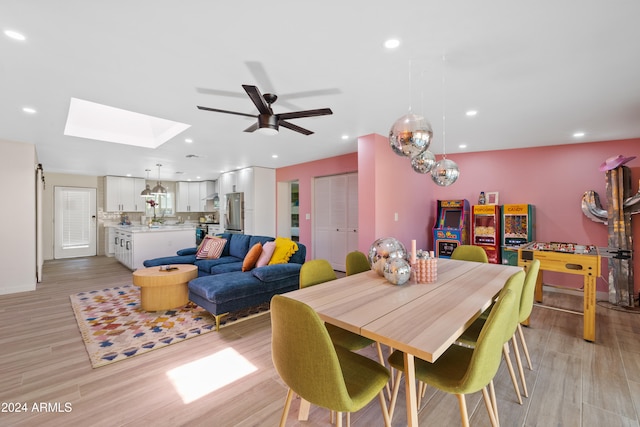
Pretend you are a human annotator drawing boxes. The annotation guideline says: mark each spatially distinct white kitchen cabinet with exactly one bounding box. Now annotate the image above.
[313,172,358,271]
[105,176,145,212]
[105,226,116,257]
[176,181,202,212]
[219,170,237,196]
[199,180,215,211]
[114,226,196,270]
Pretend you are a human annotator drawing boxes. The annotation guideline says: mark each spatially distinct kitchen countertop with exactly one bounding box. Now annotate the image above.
[112,224,196,233]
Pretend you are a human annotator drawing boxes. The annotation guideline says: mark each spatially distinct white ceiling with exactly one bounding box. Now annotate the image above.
[2,1,640,182]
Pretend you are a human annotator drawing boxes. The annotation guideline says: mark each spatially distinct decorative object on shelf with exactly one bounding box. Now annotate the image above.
[151,163,167,195]
[146,199,163,223]
[486,192,499,205]
[368,237,407,276]
[383,257,411,285]
[478,191,486,205]
[140,168,152,197]
[389,112,432,158]
[413,250,437,284]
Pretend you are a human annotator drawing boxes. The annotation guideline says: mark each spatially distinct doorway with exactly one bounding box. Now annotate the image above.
[54,186,97,259]
[276,180,299,241]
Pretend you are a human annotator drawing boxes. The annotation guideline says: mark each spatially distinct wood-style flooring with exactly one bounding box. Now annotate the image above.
[1,256,640,426]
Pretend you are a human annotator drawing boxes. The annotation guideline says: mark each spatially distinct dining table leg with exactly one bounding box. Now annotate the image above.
[404,352,419,426]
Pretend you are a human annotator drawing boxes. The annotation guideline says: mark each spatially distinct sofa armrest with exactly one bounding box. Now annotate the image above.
[177,247,198,256]
[252,263,302,283]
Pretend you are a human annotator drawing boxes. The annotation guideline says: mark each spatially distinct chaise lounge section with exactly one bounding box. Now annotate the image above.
[143,233,306,329]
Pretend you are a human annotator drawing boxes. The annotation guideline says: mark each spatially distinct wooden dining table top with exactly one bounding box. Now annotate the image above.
[284,258,523,363]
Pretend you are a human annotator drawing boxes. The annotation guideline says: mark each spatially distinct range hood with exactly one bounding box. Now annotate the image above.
[203,193,219,200]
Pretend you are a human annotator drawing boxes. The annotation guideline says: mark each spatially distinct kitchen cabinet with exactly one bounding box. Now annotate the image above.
[114,226,196,270]
[106,226,116,257]
[177,181,215,212]
[105,176,145,212]
[200,180,215,211]
[313,172,358,271]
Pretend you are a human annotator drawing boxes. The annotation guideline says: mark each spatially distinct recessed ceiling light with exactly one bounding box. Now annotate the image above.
[126,174,132,177]
[4,30,26,41]
[458,144,467,149]
[187,178,192,181]
[185,138,193,143]
[22,107,37,114]
[196,176,201,180]
[384,38,400,49]
[466,110,478,117]
[341,134,349,140]
[272,154,278,158]
[573,132,585,138]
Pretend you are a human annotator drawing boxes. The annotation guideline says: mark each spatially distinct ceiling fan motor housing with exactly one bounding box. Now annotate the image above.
[258,114,279,134]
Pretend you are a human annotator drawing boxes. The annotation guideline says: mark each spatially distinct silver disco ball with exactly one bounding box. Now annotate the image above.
[431,158,460,186]
[389,113,432,158]
[411,150,437,174]
[368,237,407,276]
[383,258,412,285]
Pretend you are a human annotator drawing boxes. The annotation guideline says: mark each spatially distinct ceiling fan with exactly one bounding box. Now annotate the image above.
[197,85,333,135]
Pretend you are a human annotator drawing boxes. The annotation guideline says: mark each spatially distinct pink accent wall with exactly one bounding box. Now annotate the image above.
[276,136,639,294]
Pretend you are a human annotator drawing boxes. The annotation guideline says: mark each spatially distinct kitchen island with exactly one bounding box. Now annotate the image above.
[110,225,196,270]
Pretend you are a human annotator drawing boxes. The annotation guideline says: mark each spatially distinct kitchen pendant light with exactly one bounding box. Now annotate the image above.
[140,169,152,197]
[151,164,167,195]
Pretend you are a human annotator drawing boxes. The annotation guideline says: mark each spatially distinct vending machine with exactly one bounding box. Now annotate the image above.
[471,204,501,264]
[501,204,535,265]
[433,199,470,258]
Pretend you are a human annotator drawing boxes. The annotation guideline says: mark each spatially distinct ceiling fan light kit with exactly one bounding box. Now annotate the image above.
[198,84,332,136]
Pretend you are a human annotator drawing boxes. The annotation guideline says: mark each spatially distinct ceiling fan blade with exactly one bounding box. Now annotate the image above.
[197,106,257,118]
[277,108,333,120]
[242,85,272,115]
[279,120,314,135]
[243,123,259,133]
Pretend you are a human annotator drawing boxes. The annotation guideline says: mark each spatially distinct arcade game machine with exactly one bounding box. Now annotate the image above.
[471,204,501,263]
[433,199,470,258]
[501,204,535,265]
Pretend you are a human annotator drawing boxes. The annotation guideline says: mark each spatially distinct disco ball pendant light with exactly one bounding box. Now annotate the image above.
[389,112,432,158]
[411,149,436,174]
[430,55,459,186]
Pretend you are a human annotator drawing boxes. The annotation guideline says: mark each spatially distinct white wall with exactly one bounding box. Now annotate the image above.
[0,140,37,295]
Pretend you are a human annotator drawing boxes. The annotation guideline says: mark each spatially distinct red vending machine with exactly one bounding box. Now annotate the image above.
[471,204,501,264]
[433,199,470,258]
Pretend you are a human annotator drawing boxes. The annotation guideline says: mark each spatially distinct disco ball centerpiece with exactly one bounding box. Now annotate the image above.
[389,113,433,158]
[383,257,412,285]
[368,237,408,276]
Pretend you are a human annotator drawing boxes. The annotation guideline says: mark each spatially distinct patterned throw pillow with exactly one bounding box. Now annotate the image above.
[196,237,227,259]
[242,242,263,272]
[268,237,299,265]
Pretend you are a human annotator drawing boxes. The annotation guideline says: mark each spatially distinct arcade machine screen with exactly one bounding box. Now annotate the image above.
[443,209,462,228]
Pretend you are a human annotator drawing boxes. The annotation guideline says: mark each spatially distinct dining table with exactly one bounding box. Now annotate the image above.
[284,257,523,426]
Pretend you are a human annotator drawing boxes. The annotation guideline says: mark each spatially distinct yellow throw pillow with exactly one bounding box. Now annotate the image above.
[268,237,299,265]
[242,242,263,272]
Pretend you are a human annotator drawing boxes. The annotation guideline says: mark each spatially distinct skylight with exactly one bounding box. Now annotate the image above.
[64,98,190,149]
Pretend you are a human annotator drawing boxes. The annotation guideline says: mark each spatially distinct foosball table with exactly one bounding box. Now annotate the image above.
[518,242,601,342]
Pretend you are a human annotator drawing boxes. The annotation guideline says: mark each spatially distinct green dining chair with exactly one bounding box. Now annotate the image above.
[299,259,338,288]
[345,250,371,276]
[450,245,489,263]
[387,271,522,427]
[454,269,526,405]
[271,295,391,427]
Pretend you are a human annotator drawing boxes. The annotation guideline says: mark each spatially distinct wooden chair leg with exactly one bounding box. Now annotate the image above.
[456,393,470,427]
[280,389,294,427]
[517,323,533,370]
[378,390,392,427]
[298,398,311,421]
[336,411,342,427]
[388,370,403,421]
[375,342,392,399]
[489,380,499,426]
[502,343,523,404]
[511,335,529,397]
[481,387,499,427]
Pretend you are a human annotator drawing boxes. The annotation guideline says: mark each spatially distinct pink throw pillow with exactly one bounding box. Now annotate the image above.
[255,241,276,267]
[196,237,227,259]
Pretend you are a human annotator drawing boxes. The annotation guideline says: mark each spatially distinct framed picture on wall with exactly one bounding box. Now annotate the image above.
[486,192,499,205]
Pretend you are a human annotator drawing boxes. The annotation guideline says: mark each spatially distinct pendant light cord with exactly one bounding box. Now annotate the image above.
[441,54,447,159]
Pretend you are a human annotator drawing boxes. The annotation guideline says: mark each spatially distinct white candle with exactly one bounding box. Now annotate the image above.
[411,240,417,264]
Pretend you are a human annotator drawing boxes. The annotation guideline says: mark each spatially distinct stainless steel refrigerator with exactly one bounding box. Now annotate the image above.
[224,192,244,234]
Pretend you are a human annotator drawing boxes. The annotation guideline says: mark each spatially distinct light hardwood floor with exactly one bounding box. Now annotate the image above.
[1,256,640,426]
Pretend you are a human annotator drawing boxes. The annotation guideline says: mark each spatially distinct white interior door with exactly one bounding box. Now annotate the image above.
[54,186,97,259]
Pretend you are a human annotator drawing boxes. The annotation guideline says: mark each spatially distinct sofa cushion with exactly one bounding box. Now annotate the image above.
[249,235,275,247]
[242,243,263,272]
[194,256,241,274]
[210,261,244,275]
[288,243,306,265]
[251,263,302,283]
[176,247,198,256]
[143,254,197,267]
[256,241,276,267]
[228,234,251,259]
[196,237,227,259]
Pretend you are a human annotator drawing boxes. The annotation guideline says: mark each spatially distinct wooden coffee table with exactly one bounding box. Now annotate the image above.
[132,264,198,311]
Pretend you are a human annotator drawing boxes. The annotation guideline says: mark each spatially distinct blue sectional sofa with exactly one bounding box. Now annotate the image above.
[143,233,306,329]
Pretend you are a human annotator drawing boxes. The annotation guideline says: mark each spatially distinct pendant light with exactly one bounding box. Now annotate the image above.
[140,169,152,197]
[151,163,167,195]
[431,55,459,187]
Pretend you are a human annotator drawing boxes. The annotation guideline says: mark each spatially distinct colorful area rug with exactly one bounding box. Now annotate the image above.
[70,285,269,368]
